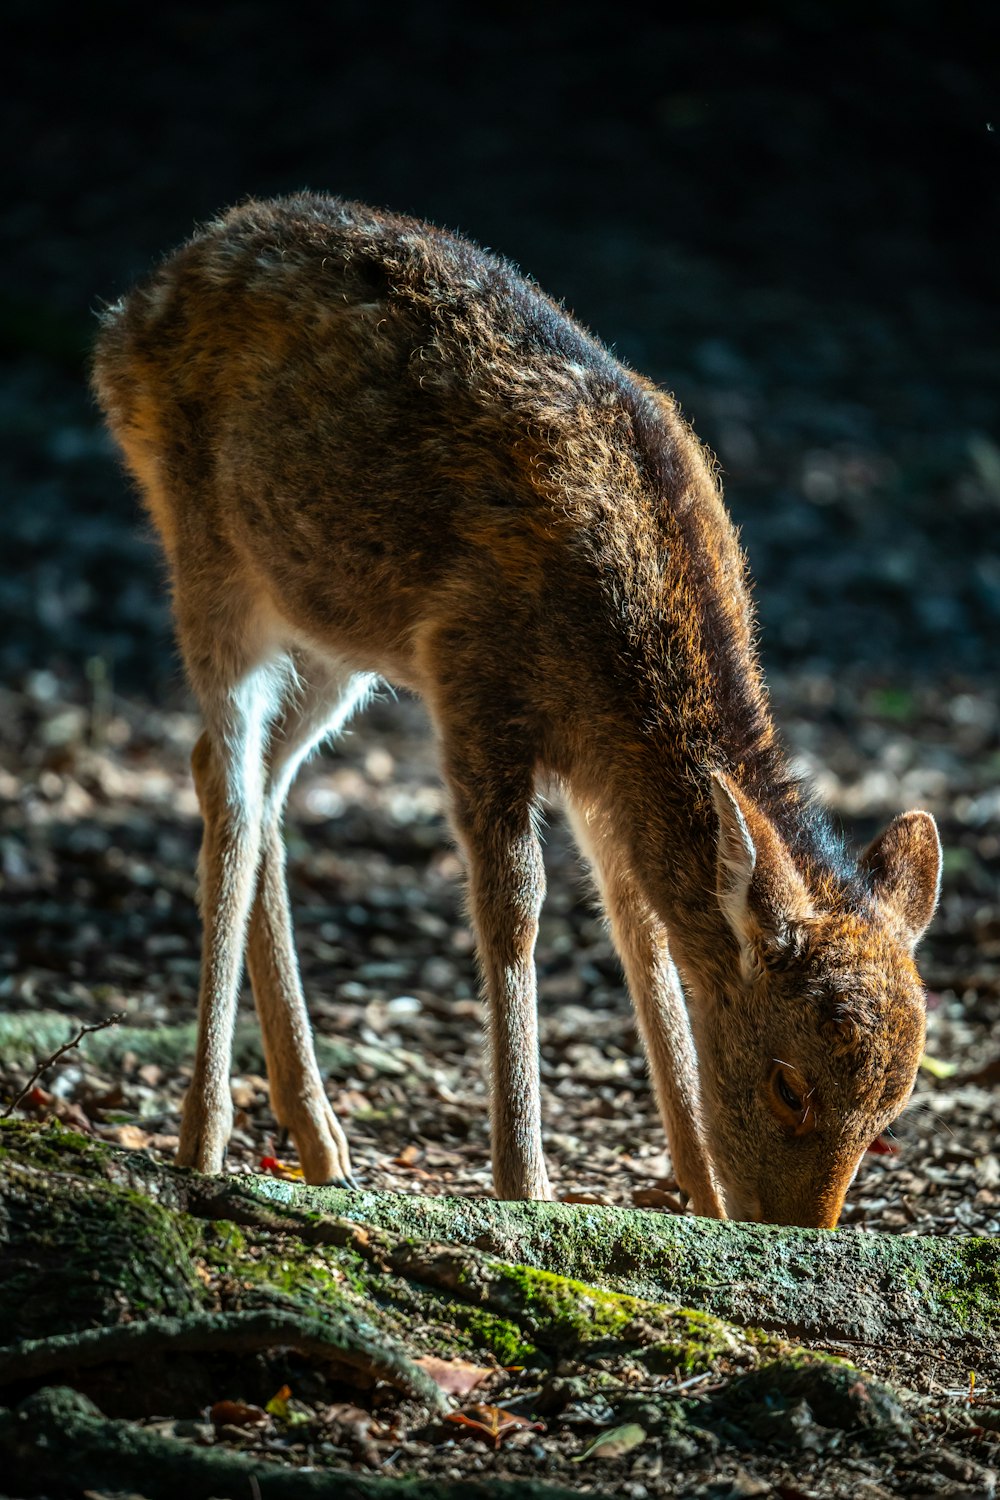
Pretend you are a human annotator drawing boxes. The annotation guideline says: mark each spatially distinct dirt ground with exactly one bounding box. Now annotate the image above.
[2,669,999,1241]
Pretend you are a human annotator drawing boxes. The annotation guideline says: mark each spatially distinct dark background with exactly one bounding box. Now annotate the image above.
[4,0,999,691]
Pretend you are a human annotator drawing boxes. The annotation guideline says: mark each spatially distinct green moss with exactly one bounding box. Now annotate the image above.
[452,1308,540,1367]
[638,1306,744,1375]
[200,1219,248,1259]
[0,1118,112,1171]
[896,1236,1000,1332]
[484,1261,642,1350]
[0,1158,207,1343]
[260,1255,352,1305]
[479,1259,743,1367]
[948,1238,1000,1328]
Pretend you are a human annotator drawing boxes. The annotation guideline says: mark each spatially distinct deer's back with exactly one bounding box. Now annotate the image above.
[94,196,751,727]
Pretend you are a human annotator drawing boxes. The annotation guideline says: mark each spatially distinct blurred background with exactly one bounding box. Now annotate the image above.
[1,0,998,1223]
[4,0,999,687]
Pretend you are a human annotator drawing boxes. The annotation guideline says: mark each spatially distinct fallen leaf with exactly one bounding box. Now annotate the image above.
[209,1399,268,1429]
[232,1075,266,1109]
[573,1422,647,1461]
[265,1384,313,1426]
[414,1355,492,1396]
[103,1123,152,1150]
[148,1132,180,1151]
[266,1384,293,1420]
[323,1402,373,1441]
[284,1403,315,1427]
[445,1403,545,1449]
[393,1143,422,1166]
[259,1155,305,1180]
[85,1084,126,1113]
[21,1087,93,1134]
[632,1186,685,1212]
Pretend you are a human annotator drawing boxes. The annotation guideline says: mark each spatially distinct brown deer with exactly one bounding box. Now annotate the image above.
[92,195,941,1226]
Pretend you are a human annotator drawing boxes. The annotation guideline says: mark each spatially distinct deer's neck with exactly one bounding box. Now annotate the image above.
[572,670,820,1002]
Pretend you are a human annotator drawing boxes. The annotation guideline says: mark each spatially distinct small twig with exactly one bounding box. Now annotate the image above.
[1,1012,126,1118]
[668,1369,718,1394]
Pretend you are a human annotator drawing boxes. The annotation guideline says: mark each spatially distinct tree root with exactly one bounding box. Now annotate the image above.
[0,1310,447,1410]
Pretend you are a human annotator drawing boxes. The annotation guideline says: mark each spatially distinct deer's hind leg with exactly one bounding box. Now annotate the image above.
[245,653,376,1185]
[178,601,291,1175]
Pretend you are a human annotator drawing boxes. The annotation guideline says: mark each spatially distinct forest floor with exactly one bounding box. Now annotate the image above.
[3,661,999,1259]
[2,670,1000,1497]
[2,672,999,1244]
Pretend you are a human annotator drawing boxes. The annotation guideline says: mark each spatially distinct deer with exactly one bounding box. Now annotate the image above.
[92,194,942,1227]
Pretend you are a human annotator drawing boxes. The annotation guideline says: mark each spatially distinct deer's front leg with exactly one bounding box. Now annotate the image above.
[567,800,725,1219]
[445,755,551,1202]
[622,930,725,1219]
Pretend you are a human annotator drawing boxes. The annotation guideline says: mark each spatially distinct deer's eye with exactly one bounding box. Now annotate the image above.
[767,1061,817,1134]
[776,1071,802,1113]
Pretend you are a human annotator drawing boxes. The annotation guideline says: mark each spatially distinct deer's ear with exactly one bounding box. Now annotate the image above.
[710,771,814,971]
[861,810,941,950]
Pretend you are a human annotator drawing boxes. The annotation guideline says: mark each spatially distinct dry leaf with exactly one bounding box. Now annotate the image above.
[632,1186,685,1212]
[265,1384,313,1426]
[920,1053,958,1079]
[445,1403,545,1449]
[266,1384,293,1420]
[231,1075,265,1108]
[414,1355,492,1396]
[323,1402,373,1441]
[21,1087,93,1134]
[104,1123,152,1150]
[210,1399,268,1429]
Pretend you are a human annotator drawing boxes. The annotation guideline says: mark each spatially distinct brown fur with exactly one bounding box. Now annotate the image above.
[92,195,941,1225]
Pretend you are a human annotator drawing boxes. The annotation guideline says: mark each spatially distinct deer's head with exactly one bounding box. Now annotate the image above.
[691,773,941,1228]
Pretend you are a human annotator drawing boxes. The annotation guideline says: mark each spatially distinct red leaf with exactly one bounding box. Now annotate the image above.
[210,1399,268,1428]
[259,1155,304,1180]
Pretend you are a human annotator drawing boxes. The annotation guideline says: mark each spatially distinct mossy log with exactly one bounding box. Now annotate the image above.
[3,1118,995,1352]
[1,1120,997,1497]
